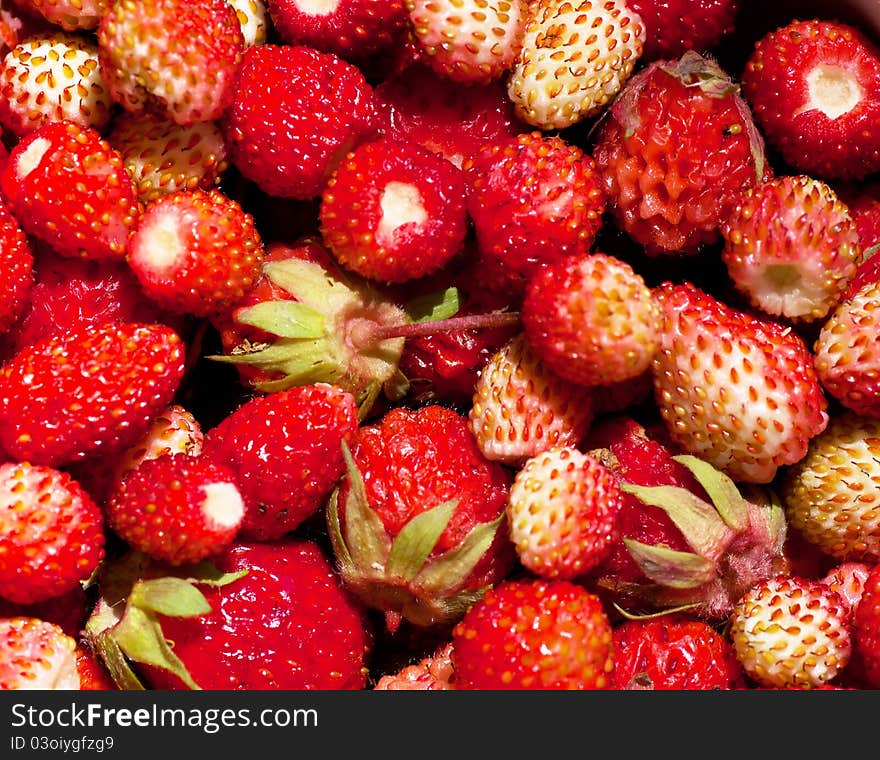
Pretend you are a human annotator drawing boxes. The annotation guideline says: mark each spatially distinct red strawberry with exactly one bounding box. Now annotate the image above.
[406,0,526,85]
[87,539,373,690]
[593,50,768,256]
[268,0,408,61]
[0,617,79,690]
[742,19,880,181]
[0,321,186,467]
[127,188,264,317]
[0,120,141,261]
[720,175,861,323]
[375,62,526,169]
[107,111,229,204]
[75,645,117,690]
[0,31,112,137]
[612,615,745,690]
[16,0,110,31]
[202,383,359,541]
[464,131,606,299]
[221,44,379,200]
[854,563,880,688]
[584,416,789,619]
[506,445,622,579]
[330,404,515,628]
[451,578,614,689]
[628,0,739,61]
[836,180,880,252]
[522,252,660,387]
[651,281,828,483]
[0,197,32,335]
[0,461,105,605]
[842,244,880,302]
[320,137,468,284]
[824,562,872,620]
[97,0,244,126]
[106,453,245,566]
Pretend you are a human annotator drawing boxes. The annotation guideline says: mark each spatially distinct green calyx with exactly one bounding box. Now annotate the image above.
[85,552,246,691]
[327,440,502,628]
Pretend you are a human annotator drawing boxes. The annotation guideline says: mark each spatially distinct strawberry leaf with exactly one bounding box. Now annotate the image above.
[386,500,459,582]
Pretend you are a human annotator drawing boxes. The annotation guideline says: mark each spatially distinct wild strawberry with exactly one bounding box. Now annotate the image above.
[75,645,117,690]
[0,120,141,261]
[842,244,880,302]
[721,176,861,323]
[730,575,852,689]
[612,615,745,690]
[107,111,229,204]
[3,247,180,356]
[742,19,880,181]
[221,44,379,200]
[97,0,244,126]
[202,383,359,541]
[127,188,264,317]
[228,0,268,46]
[522,252,659,387]
[106,453,245,566]
[853,563,880,687]
[268,0,408,61]
[16,0,110,31]
[0,321,186,467]
[468,333,594,466]
[375,61,525,169]
[374,641,455,690]
[329,404,515,628]
[0,461,105,605]
[593,51,768,256]
[823,562,872,619]
[319,137,469,284]
[584,417,789,619]
[451,578,614,689]
[508,0,645,130]
[506,445,622,579]
[0,197,33,336]
[780,412,880,563]
[813,282,880,418]
[406,0,526,85]
[628,0,738,61]
[464,131,606,299]
[87,540,373,690]
[837,180,880,252]
[651,281,828,483]
[0,617,79,690]
[0,32,112,137]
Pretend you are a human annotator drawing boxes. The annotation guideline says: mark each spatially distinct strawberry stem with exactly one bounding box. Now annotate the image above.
[350,312,521,349]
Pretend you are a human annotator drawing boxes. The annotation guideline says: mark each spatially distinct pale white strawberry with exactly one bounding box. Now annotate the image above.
[17,0,110,30]
[780,412,880,563]
[506,445,621,579]
[227,0,268,46]
[508,0,644,130]
[468,333,594,466]
[813,281,880,418]
[406,0,526,84]
[652,281,829,484]
[97,0,244,126]
[107,111,229,204]
[373,642,456,690]
[721,176,861,323]
[730,576,852,689]
[0,617,80,690]
[0,32,112,137]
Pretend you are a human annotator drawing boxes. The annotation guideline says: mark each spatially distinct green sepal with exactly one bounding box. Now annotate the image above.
[129,577,212,618]
[326,489,354,573]
[177,562,248,588]
[671,454,749,531]
[94,632,147,691]
[623,539,715,589]
[383,367,410,402]
[338,440,392,571]
[415,515,504,596]
[611,601,702,621]
[112,605,202,690]
[386,500,459,582]
[405,287,460,324]
[234,300,326,339]
[620,483,732,560]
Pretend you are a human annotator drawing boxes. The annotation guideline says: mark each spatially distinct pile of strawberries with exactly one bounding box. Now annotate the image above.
[1,0,880,692]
